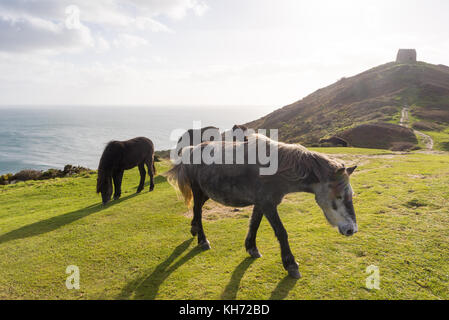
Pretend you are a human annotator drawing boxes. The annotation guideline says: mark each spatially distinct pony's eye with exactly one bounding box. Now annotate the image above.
[336,196,343,200]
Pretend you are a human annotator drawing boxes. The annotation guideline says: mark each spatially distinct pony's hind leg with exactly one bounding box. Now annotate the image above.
[137,163,146,193]
[264,205,300,279]
[191,184,210,250]
[145,159,155,192]
[245,205,263,258]
[113,170,124,200]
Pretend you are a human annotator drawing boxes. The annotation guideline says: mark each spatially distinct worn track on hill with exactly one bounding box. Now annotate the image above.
[400,107,434,150]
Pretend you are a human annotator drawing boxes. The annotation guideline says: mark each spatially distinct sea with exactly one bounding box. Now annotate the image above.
[0,106,275,174]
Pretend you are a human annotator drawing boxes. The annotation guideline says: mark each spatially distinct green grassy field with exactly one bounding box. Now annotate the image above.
[0,148,448,300]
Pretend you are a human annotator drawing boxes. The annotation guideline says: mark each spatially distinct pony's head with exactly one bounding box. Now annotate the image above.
[97,169,112,205]
[313,166,358,237]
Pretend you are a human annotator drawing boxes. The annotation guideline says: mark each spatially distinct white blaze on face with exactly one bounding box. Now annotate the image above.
[313,178,357,236]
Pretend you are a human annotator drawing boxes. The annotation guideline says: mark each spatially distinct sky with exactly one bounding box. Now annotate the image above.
[0,0,449,108]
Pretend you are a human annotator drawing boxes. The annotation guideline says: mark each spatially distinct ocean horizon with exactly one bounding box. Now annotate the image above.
[0,105,275,175]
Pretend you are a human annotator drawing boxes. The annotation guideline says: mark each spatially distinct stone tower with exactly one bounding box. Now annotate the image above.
[396,49,417,64]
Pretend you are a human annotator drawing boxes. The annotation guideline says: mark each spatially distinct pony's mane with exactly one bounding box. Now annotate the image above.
[248,134,343,182]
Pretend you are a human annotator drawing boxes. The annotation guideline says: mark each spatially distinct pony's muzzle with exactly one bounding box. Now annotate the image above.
[338,223,358,237]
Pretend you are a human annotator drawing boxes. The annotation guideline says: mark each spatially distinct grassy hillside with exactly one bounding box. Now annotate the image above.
[0,149,448,300]
[246,62,449,151]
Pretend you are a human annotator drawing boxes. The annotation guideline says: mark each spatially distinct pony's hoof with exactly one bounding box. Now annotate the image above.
[199,240,211,250]
[136,189,143,194]
[113,195,121,200]
[287,268,301,279]
[247,248,262,259]
[149,186,154,192]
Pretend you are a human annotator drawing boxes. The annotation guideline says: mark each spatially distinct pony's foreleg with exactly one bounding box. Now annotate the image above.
[245,206,263,258]
[113,170,124,200]
[137,163,146,193]
[264,205,300,279]
[191,185,210,250]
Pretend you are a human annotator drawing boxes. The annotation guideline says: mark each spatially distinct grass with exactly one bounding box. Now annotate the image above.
[422,129,449,151]
[0,148,448,300]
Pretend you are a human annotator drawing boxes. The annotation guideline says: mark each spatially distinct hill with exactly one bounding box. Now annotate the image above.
[0,149,448,299]
[246,58,449,151]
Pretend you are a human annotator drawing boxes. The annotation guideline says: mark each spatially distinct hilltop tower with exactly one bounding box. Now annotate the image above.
[396,49,417,64]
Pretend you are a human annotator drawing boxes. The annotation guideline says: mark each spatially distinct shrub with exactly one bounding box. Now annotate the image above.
[12,169,42,181]
[0,174,13,185]
[412,121,443,131]
[62,165,89,176]
[40,169,62,180]
[1,165,94,184]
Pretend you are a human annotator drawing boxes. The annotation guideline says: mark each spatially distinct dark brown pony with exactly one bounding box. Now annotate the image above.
[97,137,156,205]
[176,126,220,155]
[165,134,357,278]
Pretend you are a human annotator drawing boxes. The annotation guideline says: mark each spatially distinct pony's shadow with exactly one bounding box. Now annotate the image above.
[269,276,298,300]
[0,192,139,245]
[220,257,255,300]
[117,238,202,300]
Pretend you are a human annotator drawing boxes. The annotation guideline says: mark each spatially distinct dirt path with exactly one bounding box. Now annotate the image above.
[400,106,434,150]
[399,107,409,126]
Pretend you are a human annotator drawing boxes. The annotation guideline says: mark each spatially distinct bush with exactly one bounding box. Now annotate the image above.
[154,150,171,160]
[412,121,443,131]
[13,170,42,182]
[0,165,94,185]
[0,173,13,185]
[40,169,62,180]
[63,165,89,176]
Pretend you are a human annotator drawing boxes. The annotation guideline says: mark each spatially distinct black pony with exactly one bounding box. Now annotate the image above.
[97,137,156,204]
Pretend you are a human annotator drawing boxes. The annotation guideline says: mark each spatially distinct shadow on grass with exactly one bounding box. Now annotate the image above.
[0,192,140,245]
[117,238,203,300]
[221,257,255,300]
[269,276,298,300]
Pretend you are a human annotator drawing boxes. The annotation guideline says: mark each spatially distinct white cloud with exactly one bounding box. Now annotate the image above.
[135,17,172,33]
[129,0,209,19]
[113,33,149,49]
[0,0,208,54]
[0,14,94,54]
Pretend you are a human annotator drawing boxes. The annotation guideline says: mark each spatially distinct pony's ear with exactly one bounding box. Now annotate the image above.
[346,166,357,176]
[335,167,346,177]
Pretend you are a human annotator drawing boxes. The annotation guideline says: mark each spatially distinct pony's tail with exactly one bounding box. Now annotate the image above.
[163,163,192,207]
[96,169,107,193]
[152,161,157,176]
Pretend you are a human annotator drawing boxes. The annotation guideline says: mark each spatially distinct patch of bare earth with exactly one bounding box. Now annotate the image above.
[183,201,253,221]
[326,153,402,168]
